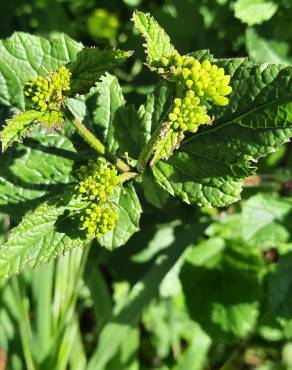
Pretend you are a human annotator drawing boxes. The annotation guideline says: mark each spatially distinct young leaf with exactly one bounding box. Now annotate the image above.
[0,188,87,279]
[0,32,82,110]
[65,73,125,154]
[90,73,125,153]
[132,10,176,68]
[1,110,43,151]
[99,184,142,251]
[68,48,133,94]
[117,100,161,160]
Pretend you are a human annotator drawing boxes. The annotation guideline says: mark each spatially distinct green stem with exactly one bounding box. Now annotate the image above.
[70,115,106,156]
[136,125,162,173]
[66,110,131,173]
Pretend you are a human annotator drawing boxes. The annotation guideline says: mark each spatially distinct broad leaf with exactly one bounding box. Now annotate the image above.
[99,184,142,251]
[0,132,77,217]
[269,252,292,318]
[181,240,263,339]
[140,81,174,132]
[141,169,169,209]
[0,188,87,279]
[117,105,148,160]
[132,10,176,68]
[241,194,292,244]
[234,0,278,26]
[246,28,292,64]
[91,74,125,153]
[65,73,125,154]
[87,221,205,370]
[68,48,133,94]
[0,32,82,110]
[152,59,292,207]
[1,110,43,151]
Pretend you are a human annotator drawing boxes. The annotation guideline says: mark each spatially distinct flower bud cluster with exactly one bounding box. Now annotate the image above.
[79,202,118,239]
[168,91,211,134]
[167,53,232,107]
[76,160,120,201]
[24,66,71,112]
[76,160,120,239]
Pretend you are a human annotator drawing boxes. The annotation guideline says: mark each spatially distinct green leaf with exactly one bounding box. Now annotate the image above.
[234,0,278,26]
[0,214,8,244]
[269,252,292,318]
[65,73,125,154]
[117,104,149,160]
[141,169,169,208]
[0,188,87,279]
[69,48,132,95]
[0,132,77,216]
[99,184,142,251]
[132,10,176,68]
[140,81,174,133]
[0,32,82,110]
[87,222,205,370]
[241,194,292,244]
[152,59,292,207]
[1,110,43,151]
[173,324,211,370]
[181,241,263,339]
[246,28,292,64]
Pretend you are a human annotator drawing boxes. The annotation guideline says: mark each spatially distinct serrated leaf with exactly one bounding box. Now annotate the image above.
[99,184,142,251]
[0,32,82,110]
[65,73,125,154]
[0,188,87,279]
[1,110,44,151]
[91,74,125,153]
[181,242,263,339]
[132,10,176,68]
[0,132,77,217]
[234,0,278,26]
[139,81,174,132]
[69,48,132,95]
[151,125,184,165]
[152,59,292,207]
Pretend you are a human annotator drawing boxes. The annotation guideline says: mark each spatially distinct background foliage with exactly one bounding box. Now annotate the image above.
[1,0,292,369]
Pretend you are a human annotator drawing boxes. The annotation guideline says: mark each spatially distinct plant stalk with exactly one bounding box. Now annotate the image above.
[66,110,131,173]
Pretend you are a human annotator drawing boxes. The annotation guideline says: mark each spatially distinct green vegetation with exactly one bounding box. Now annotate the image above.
[1,1,292,369]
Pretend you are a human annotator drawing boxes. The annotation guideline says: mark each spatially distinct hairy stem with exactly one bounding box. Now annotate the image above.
[66,110,131,173]
[70,114,106,155]
[136,125,162,173]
